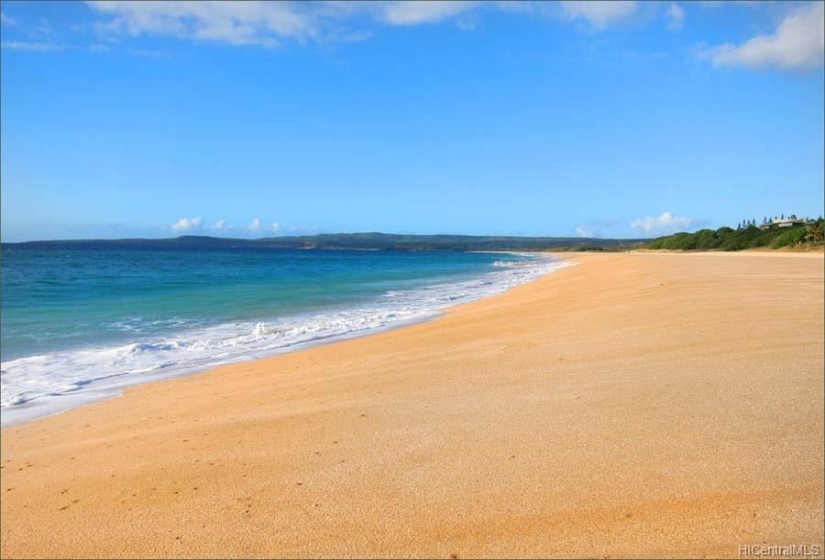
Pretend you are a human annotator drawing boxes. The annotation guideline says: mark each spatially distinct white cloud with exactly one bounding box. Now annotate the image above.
[341,30,372,43]
[493,2,542,15]
[212,219,230,231]
[575,226,595,238]
[630,211,691,236]
[1,12,16,27]
[560,1,637,30]
[271,221,281,233]
[86,0,483,49]
[456,16,478,31]
[88,1,317,47]
[708,3,824,72]
[1,40,62,51]
[127,48,164,58]
[666,3,684,30]
[248,218,262,232]
[77,0,684,49]
[171,216,204,232]
[1,40,114,53]
[379,1,476,26]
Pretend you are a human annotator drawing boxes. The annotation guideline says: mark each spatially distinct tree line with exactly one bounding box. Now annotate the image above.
[646,215,824,251]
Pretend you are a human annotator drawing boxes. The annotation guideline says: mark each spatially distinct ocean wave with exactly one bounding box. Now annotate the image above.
[0,254,570,426]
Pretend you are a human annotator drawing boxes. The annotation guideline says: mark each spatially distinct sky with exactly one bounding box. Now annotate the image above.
[1,1,823,241]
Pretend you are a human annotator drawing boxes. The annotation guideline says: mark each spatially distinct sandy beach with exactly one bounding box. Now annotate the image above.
[1,252,823,559]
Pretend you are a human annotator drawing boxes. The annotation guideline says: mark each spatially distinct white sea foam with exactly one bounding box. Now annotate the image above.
[0,254,571,427]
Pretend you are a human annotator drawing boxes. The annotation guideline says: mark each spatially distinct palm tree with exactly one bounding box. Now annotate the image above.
[806,224,824,243]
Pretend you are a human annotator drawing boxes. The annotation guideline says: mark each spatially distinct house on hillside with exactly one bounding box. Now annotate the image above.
[760,217,813,230]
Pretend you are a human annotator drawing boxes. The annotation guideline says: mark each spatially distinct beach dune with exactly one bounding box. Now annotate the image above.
[1,252,823,558]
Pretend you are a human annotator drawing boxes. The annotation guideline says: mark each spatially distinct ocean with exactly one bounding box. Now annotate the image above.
[1,246,567,426]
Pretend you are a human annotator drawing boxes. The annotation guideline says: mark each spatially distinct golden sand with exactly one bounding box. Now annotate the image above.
[1,252,823,558]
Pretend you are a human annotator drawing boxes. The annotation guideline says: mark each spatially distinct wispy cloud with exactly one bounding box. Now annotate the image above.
[1,11,16,27]
[171,216,204,233]
[574,225,596,238]
[379,1,477,26]
[630,211,691,236]
[271,221,281,233]
[212,219,230,231]
[1,10,110,54]
[340,30,372,43]
[127,47,165,58]
[706,2,824,73]
[88,1,317,47]
[1,40,62,52]
[30,19,57,40]
[559,1,637,30]
[0,40,113,53]
[79,0,676,49]
[9,0,775,59]
[86,1,482,47]
[666,3,684,31]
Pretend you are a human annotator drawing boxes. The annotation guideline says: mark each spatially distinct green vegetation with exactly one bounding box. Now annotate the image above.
[645,216,824,251]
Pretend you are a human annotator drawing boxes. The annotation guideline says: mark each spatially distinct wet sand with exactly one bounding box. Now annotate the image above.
[2,252,823,558]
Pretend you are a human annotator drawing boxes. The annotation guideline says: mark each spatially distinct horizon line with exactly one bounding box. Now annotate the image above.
[1,231,651,245]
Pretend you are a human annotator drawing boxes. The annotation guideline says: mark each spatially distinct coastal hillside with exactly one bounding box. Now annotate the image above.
[646,216,824,251]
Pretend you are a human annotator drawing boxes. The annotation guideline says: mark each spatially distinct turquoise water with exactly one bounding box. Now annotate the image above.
[1,247,565,425]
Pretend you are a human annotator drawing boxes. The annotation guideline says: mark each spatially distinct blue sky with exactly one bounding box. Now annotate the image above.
[1,1,823,241]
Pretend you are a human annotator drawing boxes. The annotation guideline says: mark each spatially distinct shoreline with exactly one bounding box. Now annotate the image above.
[1,251,566,429]
[2,251,823,558]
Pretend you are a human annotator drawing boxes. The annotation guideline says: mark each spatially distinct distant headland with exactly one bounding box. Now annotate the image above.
[1,233,641,252]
